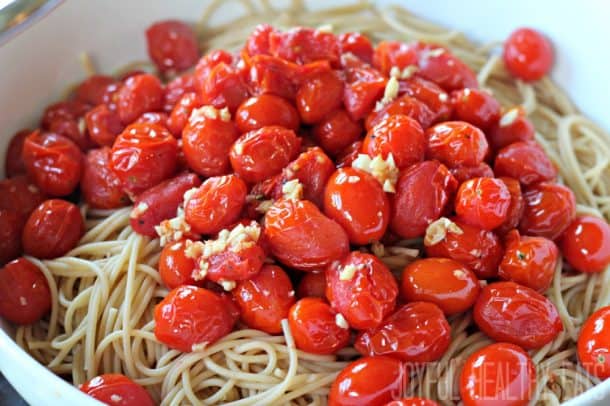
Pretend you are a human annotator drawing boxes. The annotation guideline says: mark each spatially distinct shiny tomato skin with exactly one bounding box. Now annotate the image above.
[22,199,84,259]
[339,32,374,65]
[264,199,350,271]
[164,73,197,112]
[366,95,435,132]
[425,218,503,279]
[0,211,22,265]
[244,24,274,57]
[159,240,198,289]
[80,374,154,406]
[0,175,46,221]
[184,175,247,235]
[46,117,92,151]
[289,297,350,355]
[460,343,536,406]
[414,43,478,91]
[0,258,51,325]
[246,54,299,100]
[22,131,83,197]
[154,285,235,352]
[146,20,199,72]
[117,74,164,124]
[399,76,452,123]
[455,177,511,230]
[488,106,535,151]
[110,123,178,196]
[450,88,501,130]
[85,104,124,147]
[269,27,340,65]
[296,71,343,124]
[236,94,300,133]
[284,147,335,208]
[401,258,480,315]
[194,50,234,89]
[426,121,489,167]
[200,62,249,113]
[312,109,362,157]
[519,182,576,240]
[577,306,610,379]
[355,302,451,363]
[325,252,398,330]
[385,399,439,406]
[134,112,169,128]
[41,100,90,128]
[496,177,525,235]
[5,129,30,177]
[230,126,300,183]
[560,216,610,273]
[297,271,326,299]
[329,356,407,406]
[343,67,387,121]
[473,281,563,349]
[498,229,558,292]
[363,114,426,169]
[81,148,129,209]
[205,243,265,283]
[234,264,295,334]
[130,172,201,237]
[494,141,557,185]
[336,140,363,168]
[324,167,390,244]
[391,160,458,239]
[503,28,553,82]
[75,75,118,106]
[166,92,200,137]
[449,162,494,183]
[373,40,418,76]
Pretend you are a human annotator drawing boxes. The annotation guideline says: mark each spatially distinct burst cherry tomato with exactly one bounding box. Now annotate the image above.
[488,106,535,151]
[75,75,119,106]
[236,94,300,133]
[243,24,274,57]
[449,162,494,183]
[268,27,340,65]
[373,40,417,76]
[455,177,511,230]
[494,141,557,185]
[167,92,200,137]
[363,114,425,169]
[366,95,435,131]
[134,112,169,128]
[41,100,90,129]
[339,32,374,65]
[496,177,524,235]
[296,71,343,124]
[80,374,154,406]
[0,258,51,325]
[164,73,197,112]
[450,88,501,130]
[399,76,452,123]
[200,62,249,113]
[343,67,387,120]
[246,54,299,100]
[297,271,326,299]
[414,43,478,91]
[473,281,563,349]
[117,74,164,124]
[283,147,335,208]
[146,20,199,72]
[159,240,198,289]
[578,306,610,379]
[85,104,124,147]
[81,148,129,209]
[4,129,30,178]
[312,109,362,157]
[519,182,576,240]
[560,216,610,273]
[0,210,22,265]
[0,175,46,221]
[503,28,553,82]
[426,121,489,167]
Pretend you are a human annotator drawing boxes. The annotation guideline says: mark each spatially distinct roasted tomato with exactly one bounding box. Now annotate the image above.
[81,148,129,209]
[134,112,169,128]
[159,240,198,289]
[75,75,119,106]
[343,67,387,120]
[236,94,300,133]
[296,71,343,124]
[450,88,501,130]
[560,216,610,273]
[338,32,374,65]
[373,40,418,75]
[268,27,340,65]
[243,24,274,57]
[283,147,335,208]
[0,210,22,265]
[85,104,124,147]
[519,182,576,240]
[167,92,201,137]
[164,73,197,112]
[4,129,30,178]
[0,175,46,221]
[0,258,51,325]
[503,28,553,82]
[312,109,362,157]
[449,162,494,183]
[246,54,299,100]
[365,95,435,131]
[80,374,154,406]
[412,43,478,91]
[494,141,557,185]
[488,106,535,151]
[297,271,326,299]
[194,50,234,90]
[495,177,525,235]
[455,177,511,230]
[200,62,249,113]
[426,121,489,167]
[41,100,90,129]
[117,74,164,124]
[336,140,363,168]
[399,76,452,123]
[578,306,610,379]
[146,20,199,72]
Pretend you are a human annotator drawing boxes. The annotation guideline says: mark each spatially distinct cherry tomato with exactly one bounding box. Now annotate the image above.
[230,126,300,183]
[246,54,299,101]
[22,199,84,259]
[110,123,178,196]
[426,121,489,167]
[81,148,129,209]
[200,62,249,113]
[455,177,511,230]
[365,95,435,131]
[195,50,234,89]
[425,217,503,279]
[0,258,51,325]
[46,117,92,151]
[130,172,201,237]
[312,109,362,157]
[297,271,326,299]
[519,182,576,240]
[234,264,295,334]
[494,141,557,185]
[22,131,83,196]
[117,74,164,124]
[41,100,90,128]
[414,43,478,91]
[134,112,169,128]
[0,175,46,221]
[80,374,154,406]
[283,147,335,208]
[339,32,374,65]
[203,239,265,284]
[391,160,458,239]
[460,343,536,406]
[329,356,407,406]
[343,67,387,120]
[146,20,199,72]
[449,162,494,183]
[363,114,426,169]
[289,297,350,355]
[560,216,610,273]
[488,106,535,151]
[450,88,501,131]
[496,177,525,235]
[264,199,349,271]
[399,76,452,123]
[4,129,30,178]
[0,210,22,265]
[296,71,343,124]
[235,94,299,133]
[503,28,553,82]
[269,27,340,65]
[85,104,124,147]
[75,75,119,106]
[164,73,197,112]
[326,252,398,330]
[473,281,563,349]
[154,285,235,352]
[336,140,363,168]
[324,167,390,244]
[166,92,200,137]
[401,258,480,315]
[578,306,610,379]
[355,302,451,363]
[159,240,198,289]
[498,229,558,292]
[184,174,247,235]
[243,24,274,57]
[373,40,418,75]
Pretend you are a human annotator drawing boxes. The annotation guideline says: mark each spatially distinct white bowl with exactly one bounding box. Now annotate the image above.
[1,0,608,405]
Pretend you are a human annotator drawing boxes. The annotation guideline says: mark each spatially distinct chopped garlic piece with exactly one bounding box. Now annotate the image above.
[189,105,231,124]
[129,202,149,219]
[317,24,333,33]
[425,48,445,58]
[219,280,236,291]
[424,217,463,246]
[374,76,399,111]
[255,199,274,214]
[191,342,209,352]
[335,313,349,329]
[183,187,198,205]
[339,263,365,281]
[499,107,520,127]
[390,65,418,80]
[351,153,399,193]
[110,395,123,403]
[282,179,304,201]
[155,211,191,247]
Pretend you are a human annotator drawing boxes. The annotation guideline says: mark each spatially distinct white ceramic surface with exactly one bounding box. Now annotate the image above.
[0,1,609,404]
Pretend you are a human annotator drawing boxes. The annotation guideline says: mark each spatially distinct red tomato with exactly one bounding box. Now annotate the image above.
[329,356,407,406]
[473,281,563,349]
[399,76,452,123]
[449,162,494,183]
[289,297,350,355]
[426,121,489,167]
[496,177,525,235]
[22,199,84,259]
[0,211,22,265]
[391,161,458,239]
[75,75,119,106]
[560,216,610,273]
[243,24,274,57]
[297,271,326,299]
[46,117,92,151]
[355,302,451,363]
[246,55,300,100]
[503,28,553,82]
[578,306,610,379]
[488,106,535,151]
[134,112,169,128]
[339,32,374,65]
[146,20,199,72]
[234,264,295,334]
[312,109,362,157]
[336,140,363,168]
[235,94,299,133]
[460,343,536,406]
[0,258,51,325]
[494,141,557,185]
[269,27,340,65]
[425,217,503,279]
[80,374,154,406]
[498,229,558,292]
[200,62,249,113]
[385,399,439,406]
[365,95,435,131]
[455,177,511,230]
[230,126,300,183]
[41,100,90,128]
[154,285,235,352]
[363,114,425,169]
[203,241,265,284]
[519,182,576,240]
[164,73,197,112]
[184,175,247,235]
[414,43,478,91]
[283,147,335,208]
[325,252,398,330]
[401,258,480,315]
[167,92,201,137]
[450,88,501,130]
[4,129,31,177]
[373,41,418,75]
[117,74,164,124]
[195,50,234,88]
[343,67,387,120]
[85,104,124,147]
[324,167,390,244]
[110,123,178,196]
[22,131,83,196]
[159,240,198,289]
[264,199,350,271]
[296,71,343,124]
[130,172,201,237]
[0,175,46,221]
[81,148,129,209]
